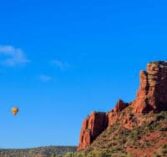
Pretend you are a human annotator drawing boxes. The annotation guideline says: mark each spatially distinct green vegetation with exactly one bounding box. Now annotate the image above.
[0,146,76,157]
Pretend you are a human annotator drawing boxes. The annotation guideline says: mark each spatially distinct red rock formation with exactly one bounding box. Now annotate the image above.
[133,61,167,113]
[108,99,128,126]
[114,99,128,112]
[77,112,108,151]
[78,61,167,151]
[78,100,128,150]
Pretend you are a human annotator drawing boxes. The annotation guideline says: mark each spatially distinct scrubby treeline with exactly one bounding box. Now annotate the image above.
[0,146,76,157]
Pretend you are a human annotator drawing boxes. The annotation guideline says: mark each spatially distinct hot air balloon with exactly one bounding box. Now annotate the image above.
[11,107,19,116]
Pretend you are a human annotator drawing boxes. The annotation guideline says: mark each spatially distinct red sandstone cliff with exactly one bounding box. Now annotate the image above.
[77,61,167,151]
[78,112,108,150]
[78,100,129,151]
[133,61,167,113]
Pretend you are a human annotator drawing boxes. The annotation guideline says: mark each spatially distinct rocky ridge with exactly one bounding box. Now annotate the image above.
[77,61,167,156]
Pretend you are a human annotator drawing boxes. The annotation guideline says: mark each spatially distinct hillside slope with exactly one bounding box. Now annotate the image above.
[87,110,167,157]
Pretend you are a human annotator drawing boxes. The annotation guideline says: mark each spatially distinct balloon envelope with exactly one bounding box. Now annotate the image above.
[11,107,19,116]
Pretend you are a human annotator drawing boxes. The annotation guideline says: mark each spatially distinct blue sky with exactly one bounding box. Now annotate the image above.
[0,0,167,148]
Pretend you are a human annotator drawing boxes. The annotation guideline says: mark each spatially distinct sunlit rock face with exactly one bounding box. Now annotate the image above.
[77,61,167,151]
[133,61,167,113]
[77,112,108,151]
[108,99,128,126]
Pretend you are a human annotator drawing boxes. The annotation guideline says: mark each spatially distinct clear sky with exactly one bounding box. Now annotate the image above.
[0,0,167,148]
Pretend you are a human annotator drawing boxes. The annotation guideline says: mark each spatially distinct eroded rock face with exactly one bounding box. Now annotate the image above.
[78,61,167,151]
[133,61,167,113]
[114,99,128,112]
[108,99,128,126]
[78,100,128,150]
[77,112,108,151]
